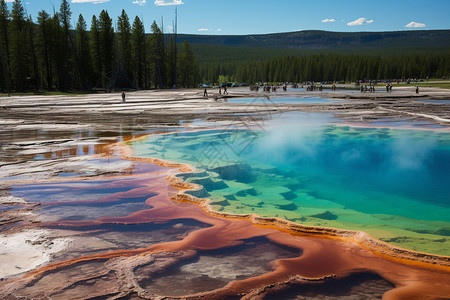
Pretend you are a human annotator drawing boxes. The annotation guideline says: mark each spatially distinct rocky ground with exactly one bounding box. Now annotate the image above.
[0,86,449,294]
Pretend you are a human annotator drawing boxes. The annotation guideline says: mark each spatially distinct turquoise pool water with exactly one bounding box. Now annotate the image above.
[129,113,450,255]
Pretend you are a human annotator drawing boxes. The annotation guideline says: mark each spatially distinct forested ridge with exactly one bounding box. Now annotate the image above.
[185,30,450,84]
[178,30,450,49]
[197,49,450,84]
[0,0,199,93]
[0,0,449,94]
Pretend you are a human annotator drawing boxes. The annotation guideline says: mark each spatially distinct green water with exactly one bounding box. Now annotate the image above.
[129,113,450,256]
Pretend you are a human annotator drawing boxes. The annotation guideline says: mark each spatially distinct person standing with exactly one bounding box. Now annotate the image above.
[122,92,126,102]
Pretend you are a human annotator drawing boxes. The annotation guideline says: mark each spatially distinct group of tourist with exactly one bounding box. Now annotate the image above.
[385,83,393,93]
[360,85,376,93]
[306,84,323,91]
[203,86,229,98]
[249,82,341,92]
[122,80,423,102]
[262,85,278,92]
[218,86,228,95]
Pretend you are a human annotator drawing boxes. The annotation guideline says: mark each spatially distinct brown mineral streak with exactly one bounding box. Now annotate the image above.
[2,131,449,300]
[115,132,450,298]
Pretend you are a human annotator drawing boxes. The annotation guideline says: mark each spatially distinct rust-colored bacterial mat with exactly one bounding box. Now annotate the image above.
[1,135,449,300]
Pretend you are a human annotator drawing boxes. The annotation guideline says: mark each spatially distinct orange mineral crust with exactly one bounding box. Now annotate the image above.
[1,134,449,299]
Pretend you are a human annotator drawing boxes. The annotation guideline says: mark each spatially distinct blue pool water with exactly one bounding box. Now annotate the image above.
[418,99,450,104]
[228,97,342,104]
[128,113,450,255]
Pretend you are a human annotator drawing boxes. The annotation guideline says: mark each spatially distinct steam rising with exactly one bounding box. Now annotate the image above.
[246,113,449,207]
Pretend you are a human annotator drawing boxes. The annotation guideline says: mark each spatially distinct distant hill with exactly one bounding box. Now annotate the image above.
[175,30,450,50]
[171,30,450,83]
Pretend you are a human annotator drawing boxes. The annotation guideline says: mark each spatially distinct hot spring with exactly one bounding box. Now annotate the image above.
[128,112,450,256]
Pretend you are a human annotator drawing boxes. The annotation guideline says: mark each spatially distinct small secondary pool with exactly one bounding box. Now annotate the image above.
[417,99,450,104]
[228,97,342,104]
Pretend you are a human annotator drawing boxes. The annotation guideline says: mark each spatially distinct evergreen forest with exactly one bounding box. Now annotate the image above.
[0,0,449,94]
[197,47,450,84]
[0,0,199,93]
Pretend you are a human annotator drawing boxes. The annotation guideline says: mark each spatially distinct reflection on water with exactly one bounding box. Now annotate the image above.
[0,204,25,212]
[129,112,450,255]
[0,124,187,164]
[417,99,450,104]
[12,180,143,203]
[51,219,211,262]
[10,163,172,223]
[228,97,342,104]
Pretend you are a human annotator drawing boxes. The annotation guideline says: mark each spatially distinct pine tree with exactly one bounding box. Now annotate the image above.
[27,15,39,90]
[36,10,53,89]
[76,14,92,89]
[51,13,66,90]
[9,0,29,91]
[166,37,176,88]
[178,40,198,88]
[58,0,74,89]
[98,10,114,88]
[149,21,165,88]
[131,16,146,89]
[0,0,9,58]
[0,0,10,93]
[117,9,132,84]
[90,15,101,87]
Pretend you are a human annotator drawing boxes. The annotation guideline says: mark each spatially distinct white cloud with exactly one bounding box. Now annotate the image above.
[154,0,184,6]
[405,21,426,28]
[132,0,146,5]
[198,28,208,32]
[347,17,374,26]
[72,0,110,3]
[71,0,110,3]
[321,18,336,23]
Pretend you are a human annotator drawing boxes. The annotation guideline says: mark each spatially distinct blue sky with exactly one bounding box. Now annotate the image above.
[8,0,450,35]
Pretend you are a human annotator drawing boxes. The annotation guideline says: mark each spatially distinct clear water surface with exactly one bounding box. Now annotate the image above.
[228,97,341,104]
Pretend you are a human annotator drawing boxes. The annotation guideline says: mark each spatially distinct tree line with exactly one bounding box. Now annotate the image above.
[198,51,450,84]
[0,0,199,93]
[1,0,448,93]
